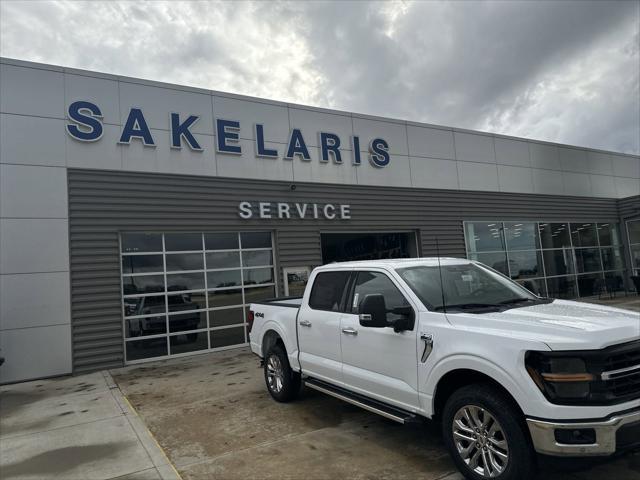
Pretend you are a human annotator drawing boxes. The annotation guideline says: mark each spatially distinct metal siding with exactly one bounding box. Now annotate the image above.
[68,169,622,373]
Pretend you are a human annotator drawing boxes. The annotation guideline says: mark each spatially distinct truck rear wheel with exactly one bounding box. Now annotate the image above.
[442,383,536,480]
[264,343,301,402]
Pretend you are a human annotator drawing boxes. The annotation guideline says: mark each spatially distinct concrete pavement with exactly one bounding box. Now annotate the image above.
[110,348,640,480]
[0,370,181,480]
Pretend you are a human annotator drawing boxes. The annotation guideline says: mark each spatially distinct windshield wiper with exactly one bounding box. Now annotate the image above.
[499,298,534,305]
[435,303,501,311]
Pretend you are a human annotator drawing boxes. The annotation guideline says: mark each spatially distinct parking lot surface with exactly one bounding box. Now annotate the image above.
[111,348,640,480]
[0,371,180,480]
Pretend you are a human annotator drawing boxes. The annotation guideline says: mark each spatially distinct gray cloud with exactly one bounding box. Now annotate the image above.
[1,0,638,153]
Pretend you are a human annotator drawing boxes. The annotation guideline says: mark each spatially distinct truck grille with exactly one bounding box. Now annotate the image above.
[601,340,640,403]
[604,341,640,371]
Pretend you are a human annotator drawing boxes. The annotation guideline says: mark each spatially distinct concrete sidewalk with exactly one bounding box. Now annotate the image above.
[0,370,181,480]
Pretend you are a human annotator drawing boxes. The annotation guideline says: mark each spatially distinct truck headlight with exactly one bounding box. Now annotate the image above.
[525,351,596,405]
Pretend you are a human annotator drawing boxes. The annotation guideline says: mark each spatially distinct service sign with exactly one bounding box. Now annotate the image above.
[65,101,391,168]
[238,201,351,220]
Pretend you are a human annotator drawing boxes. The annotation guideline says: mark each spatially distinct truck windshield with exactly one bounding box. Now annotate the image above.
[397,263,547,312]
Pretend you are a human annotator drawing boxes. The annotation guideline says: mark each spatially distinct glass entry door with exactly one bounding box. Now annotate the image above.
[321,232,418,264]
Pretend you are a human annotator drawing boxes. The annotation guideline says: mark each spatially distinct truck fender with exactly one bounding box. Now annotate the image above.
[424,354,530,417]
[257,320,300,371]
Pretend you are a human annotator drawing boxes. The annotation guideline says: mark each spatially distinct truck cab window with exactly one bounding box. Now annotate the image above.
[352,271,410,323]
[308,271,351,312]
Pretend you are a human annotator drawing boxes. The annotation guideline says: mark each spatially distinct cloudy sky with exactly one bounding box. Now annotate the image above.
[1,0,638,154]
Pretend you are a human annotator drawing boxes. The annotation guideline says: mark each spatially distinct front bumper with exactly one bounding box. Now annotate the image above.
[527,408,640,456]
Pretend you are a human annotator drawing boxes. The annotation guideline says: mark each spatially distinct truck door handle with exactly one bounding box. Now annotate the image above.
[342,327,358,336]
[420,333,433,363]
[299,320,312,327]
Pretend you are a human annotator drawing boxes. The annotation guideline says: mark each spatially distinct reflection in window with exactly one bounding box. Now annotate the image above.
[543,249,575,277]
[210,327,245,348]
[124,295,165,317]
[242,250,272,267]
[597,223,620,247]
[628,220,640,276]
[125,316,166,338]
[604,271,625,293]
[464,222,505,253]
[570,223,598,247]
[169,312,206,333]
[469,252,509,275]
[120,231,275,362]
[126,337,168,361]
[205,233,238,250]
[577,273,604,297]
[206,251,240,269]
[546,276,577,299]
[241,232,271,249]
[121,233,162,253]
[208,289,243,308]
[505,223,539,251]
[507,250,542,279]
[164,233,202,252]
[166,272,205,291]
[538,223,571,249]
[243,285,276,304]
[209,308,244,328]
[122,255,163,274]
[464,221,624,300]
[517,278,547,297]
[601,248,624,271]
[308,271,351,311]
[165,253,203,271]
[168,292,206,312]
[207,270,241,288]
[243,267,273,285]
[123,275,165,295]
[575,248,603,273]
[352,271,410,323]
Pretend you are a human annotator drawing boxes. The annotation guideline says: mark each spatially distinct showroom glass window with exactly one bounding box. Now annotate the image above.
[464,221,625,299]
[628,219,640,276]
[120,232,275,362]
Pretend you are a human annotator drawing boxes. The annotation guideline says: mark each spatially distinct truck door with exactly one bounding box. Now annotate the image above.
[297,270,351,386]
[340,270,420,411]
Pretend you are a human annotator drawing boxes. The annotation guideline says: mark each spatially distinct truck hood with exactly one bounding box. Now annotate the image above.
[446,299,639,350]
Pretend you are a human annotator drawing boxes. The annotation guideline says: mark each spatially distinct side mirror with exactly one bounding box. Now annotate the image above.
[359,294,388,328]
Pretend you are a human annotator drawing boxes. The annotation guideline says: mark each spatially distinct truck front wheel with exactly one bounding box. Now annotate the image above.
[442,384,536,480]
[264,343,301,402]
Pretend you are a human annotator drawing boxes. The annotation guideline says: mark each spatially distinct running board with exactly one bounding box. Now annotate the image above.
[304,378,421,425]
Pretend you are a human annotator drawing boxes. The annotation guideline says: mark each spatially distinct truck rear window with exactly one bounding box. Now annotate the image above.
[309,271,350,311]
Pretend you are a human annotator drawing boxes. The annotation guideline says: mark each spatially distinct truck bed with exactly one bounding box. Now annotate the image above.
[252,296,303,308]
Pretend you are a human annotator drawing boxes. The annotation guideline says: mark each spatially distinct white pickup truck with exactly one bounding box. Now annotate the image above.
[248,258,640,480]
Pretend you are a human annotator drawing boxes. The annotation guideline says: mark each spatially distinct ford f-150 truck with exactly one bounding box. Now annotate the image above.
[248,258,640,480]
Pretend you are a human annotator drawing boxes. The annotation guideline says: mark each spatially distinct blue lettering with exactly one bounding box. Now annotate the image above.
[170,113,202,150]
[66,101,103,142]
[119,108,155,146]
[216,119,241,154]
[369,138,390,167]
[351,136,361,165]
[255,124,278,158]
[320,132,342,163]
[284,129,311,161]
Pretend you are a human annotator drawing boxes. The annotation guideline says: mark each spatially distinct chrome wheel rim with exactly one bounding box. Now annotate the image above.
[452,405,509,478]
[266,355,284,393]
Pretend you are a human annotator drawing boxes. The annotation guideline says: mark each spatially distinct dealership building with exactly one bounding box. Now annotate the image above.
[1,57,639,383]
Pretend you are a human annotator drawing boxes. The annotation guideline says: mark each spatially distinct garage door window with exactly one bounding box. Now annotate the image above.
[121,232,275,363]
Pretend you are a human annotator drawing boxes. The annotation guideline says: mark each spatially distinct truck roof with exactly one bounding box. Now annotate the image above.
[315,257,474,270]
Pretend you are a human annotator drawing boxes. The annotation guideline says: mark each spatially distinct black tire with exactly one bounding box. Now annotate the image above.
[263,343,301,402]
[441,383,536,480]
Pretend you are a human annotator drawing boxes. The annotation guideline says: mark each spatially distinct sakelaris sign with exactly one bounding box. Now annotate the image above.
[65,101,391,168]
